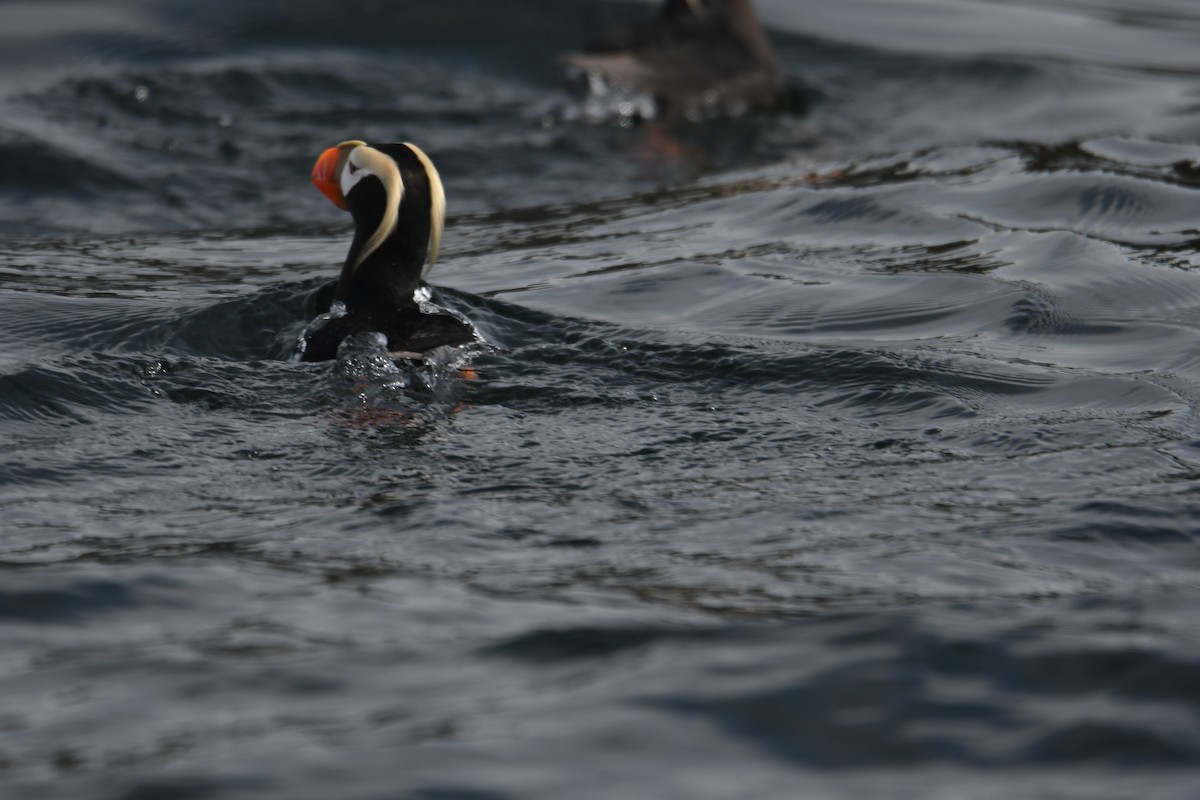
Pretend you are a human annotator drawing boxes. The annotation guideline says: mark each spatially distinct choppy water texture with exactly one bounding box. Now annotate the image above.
[2,0,1200,797]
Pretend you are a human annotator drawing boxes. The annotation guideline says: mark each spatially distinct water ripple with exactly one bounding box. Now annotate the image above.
[3,1,1200,797]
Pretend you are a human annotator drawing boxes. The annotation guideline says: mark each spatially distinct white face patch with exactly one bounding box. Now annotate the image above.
[340,148,373,198]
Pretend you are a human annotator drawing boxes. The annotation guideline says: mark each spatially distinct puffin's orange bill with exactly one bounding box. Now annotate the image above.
[311,146,349,210]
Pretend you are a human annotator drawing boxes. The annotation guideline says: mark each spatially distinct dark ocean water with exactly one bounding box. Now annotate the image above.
[3,0,1200,797]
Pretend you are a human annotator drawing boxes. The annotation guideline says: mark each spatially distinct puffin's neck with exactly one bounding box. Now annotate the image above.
[335,232,426,315]
[335,179,431,315]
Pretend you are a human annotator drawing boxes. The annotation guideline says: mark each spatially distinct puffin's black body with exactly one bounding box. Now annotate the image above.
[301,140,474,363]
[560,0,785,122]
[300,303,475,363]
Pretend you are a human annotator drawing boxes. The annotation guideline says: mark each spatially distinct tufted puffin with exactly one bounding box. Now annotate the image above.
[300,140,476,363]
[558,0,785,123]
